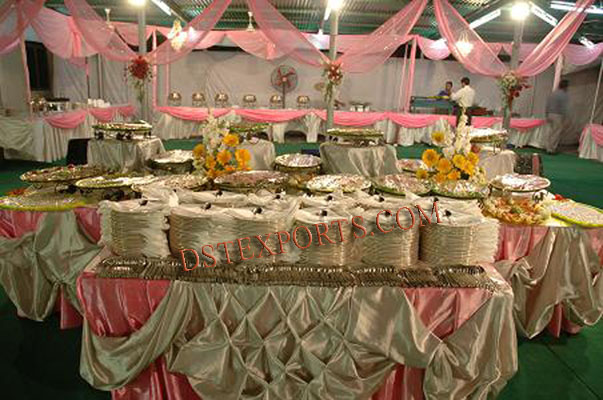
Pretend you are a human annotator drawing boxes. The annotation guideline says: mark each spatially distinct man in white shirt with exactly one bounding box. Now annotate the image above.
[451,77,476,125]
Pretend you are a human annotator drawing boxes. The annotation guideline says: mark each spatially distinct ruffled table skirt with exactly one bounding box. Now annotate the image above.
[78,260,516,400]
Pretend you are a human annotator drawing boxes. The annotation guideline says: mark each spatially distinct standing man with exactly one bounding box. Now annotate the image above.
[545,79,569,155]
[451,77,476,125]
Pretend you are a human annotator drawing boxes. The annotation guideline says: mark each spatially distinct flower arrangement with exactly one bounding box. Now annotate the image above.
[498,71,531,110]
[322,60,343,102]
[127,56,152,104]
[416,113,485,185]
[192,113,251,179]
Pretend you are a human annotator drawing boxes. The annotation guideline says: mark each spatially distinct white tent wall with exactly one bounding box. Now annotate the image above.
[0,45,29,112]
[52,56,100,102]
[563,65,603,145]
[155,49,555,117]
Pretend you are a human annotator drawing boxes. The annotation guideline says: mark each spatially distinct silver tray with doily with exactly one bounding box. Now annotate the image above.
[306,174,371,193]
[214,171,289,193]
[148,150,194,175]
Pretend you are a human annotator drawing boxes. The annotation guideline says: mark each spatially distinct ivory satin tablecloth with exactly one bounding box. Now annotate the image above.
[0,106,135,162]
[0,208,101,328]
[87,138,166,173]
[320,143,399,177]
[77,260,516,400]
[478,149,517,180]
[579,124,603,163]
[239,139,276,170]
[494,222,603,338]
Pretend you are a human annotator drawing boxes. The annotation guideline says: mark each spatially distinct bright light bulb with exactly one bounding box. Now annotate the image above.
[456,40,474,56]
[129,0,146,7]
[511,2,530,20]
[328,0,344,11]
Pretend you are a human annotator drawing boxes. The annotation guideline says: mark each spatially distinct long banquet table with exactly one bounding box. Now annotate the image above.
[0,105,135,162]
[154,107,550,149]
[579,123,603,163]
[78,253,517,400]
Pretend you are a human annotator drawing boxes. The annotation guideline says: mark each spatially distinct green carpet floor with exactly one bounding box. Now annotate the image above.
[0,141,602,399]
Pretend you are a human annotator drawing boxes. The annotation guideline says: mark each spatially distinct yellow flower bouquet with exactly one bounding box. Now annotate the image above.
[192,113,251,179]
[416,113,486,186]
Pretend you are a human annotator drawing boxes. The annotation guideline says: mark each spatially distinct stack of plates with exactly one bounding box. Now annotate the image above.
[169,204,237,262]
[420,213,499,265]
[177,190,248,207]
[294,208,359,267]
[361,207,420,268]
[228,205,298,264]
[100,199,170,258]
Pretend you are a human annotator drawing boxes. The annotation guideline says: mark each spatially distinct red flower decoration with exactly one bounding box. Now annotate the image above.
[554,194,566,201]
[128,56,151,81]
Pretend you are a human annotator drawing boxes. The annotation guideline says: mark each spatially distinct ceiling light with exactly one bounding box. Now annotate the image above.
[529,2,558,26]
[129,0,146,7]
[579,36,595,49]
[469,8,501,29]
[324,0,344,21]
[318,28,324,35]
[151,0,171,16]
[511,2,530,20]
[246,11,254,32]
[456,40,474,56]
[551,1,603,14]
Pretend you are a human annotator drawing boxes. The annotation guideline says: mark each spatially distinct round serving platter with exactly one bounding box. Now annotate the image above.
[306,174,371,193]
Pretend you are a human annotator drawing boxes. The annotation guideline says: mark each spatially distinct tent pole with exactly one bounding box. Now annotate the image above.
[503,17,525,130]
[326,7,339,131]
[138,6,147,120]
[588,58,603,126]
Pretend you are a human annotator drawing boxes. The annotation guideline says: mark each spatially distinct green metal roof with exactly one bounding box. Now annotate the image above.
[45,0,603,44]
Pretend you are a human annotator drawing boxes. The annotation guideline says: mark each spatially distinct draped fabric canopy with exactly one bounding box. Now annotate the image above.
[0,0,600,72]
[434,0,596,77]
[64,0,232,64]
[0,0,44,52]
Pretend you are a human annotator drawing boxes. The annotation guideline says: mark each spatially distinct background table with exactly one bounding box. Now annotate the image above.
[579,123,603,162]
[0,105,135,162]
[87,138,165,172]
[320,142,399,176]
[154,107,549,149]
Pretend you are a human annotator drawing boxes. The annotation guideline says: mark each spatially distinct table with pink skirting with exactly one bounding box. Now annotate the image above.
[77,259,516,400]
[0,208,101,328]
[153,107,550,148]
[579,123,603,163]
[0,105,136,162]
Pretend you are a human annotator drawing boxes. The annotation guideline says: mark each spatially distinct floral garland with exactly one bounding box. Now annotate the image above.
[127,56,152,104]
[498,71,531,110]
[192,112,251,179]
[416,112,485,185]
[322,61,343,102]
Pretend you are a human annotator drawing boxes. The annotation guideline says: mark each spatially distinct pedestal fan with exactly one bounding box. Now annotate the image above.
[271,65,298,108]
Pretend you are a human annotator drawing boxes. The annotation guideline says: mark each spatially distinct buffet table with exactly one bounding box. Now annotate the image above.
[495,221,603,338]
[78,256,516,400]
[87,138,166,173]
[0,105,135,162]
[0,208,101,328]
[154,107,549,149]
[320,142,399,176]
[579,124,603,163]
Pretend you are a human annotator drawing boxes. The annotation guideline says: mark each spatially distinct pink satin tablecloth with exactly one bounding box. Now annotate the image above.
[78,272,493,400]
[43,105,136,129]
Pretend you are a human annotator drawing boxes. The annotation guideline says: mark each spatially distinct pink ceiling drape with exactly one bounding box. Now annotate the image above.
[0,0,44,52]
[246,0,328,67]
[434,0,595,77]
[517,0,594,76]
[64,0,232,64]
[337,0,427,73]
[433,0,507,76]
